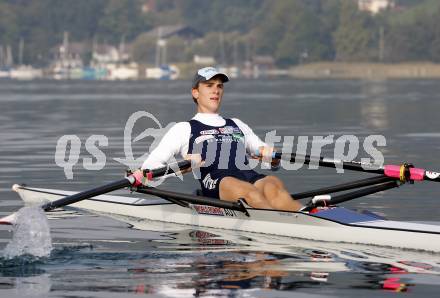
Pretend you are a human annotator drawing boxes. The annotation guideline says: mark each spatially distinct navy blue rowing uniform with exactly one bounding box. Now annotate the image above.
[187,118,265,198]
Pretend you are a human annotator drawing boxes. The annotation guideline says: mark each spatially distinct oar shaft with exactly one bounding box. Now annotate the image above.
[325,181,400,206]
[292,175,393,199]
[135,187,248,214]
[273,152,384,174]
[135,188,190,208]
[42,160,193,212]
[42,178,131,211]
[273,152,440,182]
[303,181,401,211]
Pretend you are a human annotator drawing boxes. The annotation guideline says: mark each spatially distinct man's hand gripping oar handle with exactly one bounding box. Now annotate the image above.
[129,159,192,187]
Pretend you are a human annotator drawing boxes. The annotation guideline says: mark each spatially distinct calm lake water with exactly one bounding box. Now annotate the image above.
[1,79,440,297]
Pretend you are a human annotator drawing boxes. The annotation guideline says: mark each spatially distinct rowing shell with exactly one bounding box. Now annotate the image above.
[11,184,440,252]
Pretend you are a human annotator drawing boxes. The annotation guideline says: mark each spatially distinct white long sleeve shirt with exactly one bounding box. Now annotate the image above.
[141,113,267,170]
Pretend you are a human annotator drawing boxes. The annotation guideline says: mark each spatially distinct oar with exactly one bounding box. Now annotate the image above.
[302,180,401,211]
[134,187,249,215]
[0,160,191,225]
[40,178,132,212]
[265,151,440,183]
[291,175,394,199]
[43,159,191,211]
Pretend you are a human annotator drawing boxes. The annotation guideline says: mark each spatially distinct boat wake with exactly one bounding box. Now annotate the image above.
[2,206,52,259]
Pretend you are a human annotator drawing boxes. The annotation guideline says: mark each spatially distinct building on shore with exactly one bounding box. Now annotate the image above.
[49,32,138,80]
[358,0,395,15]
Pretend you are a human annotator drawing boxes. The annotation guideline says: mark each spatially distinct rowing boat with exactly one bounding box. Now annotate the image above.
[10,183,440,252]
[3,156,440,252]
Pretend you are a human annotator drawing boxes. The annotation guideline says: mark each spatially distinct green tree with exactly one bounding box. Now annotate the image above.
[176,0,264,33]
[252,1,288,57]
[0,2,18,45]
[4,0,440,66]
[253,0,338,65]
[386,24,430,62]
[428,8,440,62]
[276,3,327,65]
[317,0,340,60]
[385,10,432,62]
[98,0,152,43]
[333,1,377,61]
[16,0,109,64]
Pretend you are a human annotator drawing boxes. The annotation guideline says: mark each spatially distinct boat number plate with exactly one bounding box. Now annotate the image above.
[193,205,237,217]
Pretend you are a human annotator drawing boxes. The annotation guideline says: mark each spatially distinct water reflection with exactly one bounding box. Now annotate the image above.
[360,81,389,131]
[3,79,440,297]
[1,223,440,297]
[120,224,439,296]
[14,274,52,296]
[361,98,388,131]
[124,235,415,296]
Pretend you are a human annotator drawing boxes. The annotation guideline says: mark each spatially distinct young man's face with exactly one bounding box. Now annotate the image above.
[192,77,224,113]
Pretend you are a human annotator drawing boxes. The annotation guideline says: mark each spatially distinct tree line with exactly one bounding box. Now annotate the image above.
[1,0,440,67]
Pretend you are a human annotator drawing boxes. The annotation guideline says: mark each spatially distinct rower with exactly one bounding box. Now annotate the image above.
[137,67,302,212]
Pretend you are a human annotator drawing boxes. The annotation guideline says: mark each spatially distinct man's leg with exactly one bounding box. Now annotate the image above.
[254,176,302,211]
[219,177,272,209]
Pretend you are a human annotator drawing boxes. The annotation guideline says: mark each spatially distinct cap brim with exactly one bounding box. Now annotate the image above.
[192,72,229,88]
[210,73,229,82]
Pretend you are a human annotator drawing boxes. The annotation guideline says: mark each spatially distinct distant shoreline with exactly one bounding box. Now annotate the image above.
[177,62,440,80]
[288,62,440,79]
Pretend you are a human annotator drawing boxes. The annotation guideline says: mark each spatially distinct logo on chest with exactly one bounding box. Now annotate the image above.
[195,126,244,145]
[200,129,219,135]
[219,126,234,134]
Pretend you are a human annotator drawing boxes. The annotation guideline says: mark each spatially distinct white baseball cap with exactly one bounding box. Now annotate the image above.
[192,67,229,88]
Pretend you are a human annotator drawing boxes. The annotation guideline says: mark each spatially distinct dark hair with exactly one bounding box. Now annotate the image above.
[192,85,198,104]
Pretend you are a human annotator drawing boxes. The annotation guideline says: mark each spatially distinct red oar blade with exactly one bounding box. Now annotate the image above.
[0,213,17,225]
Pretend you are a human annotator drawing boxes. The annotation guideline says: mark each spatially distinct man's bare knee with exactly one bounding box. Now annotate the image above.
[246,190,271,209]
[220,177,256,202]
[265,176,285,188]
[262,181,280,198]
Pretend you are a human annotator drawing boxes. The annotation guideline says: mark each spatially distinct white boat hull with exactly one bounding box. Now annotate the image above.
[11,184,440,252]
